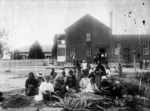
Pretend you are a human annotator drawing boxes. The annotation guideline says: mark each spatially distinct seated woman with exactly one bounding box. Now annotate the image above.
[37,72,45,87]
[100,76,111,90]
[79,72,90,91]
[25,72,38,96]
[34,76,54,101]
[0,92,4,102]
[65,70,77,92]
[105,66,111,77]
[112,81,124,100]
[53,71,67,97]
[111,65,118,73]
[85,77,100,94]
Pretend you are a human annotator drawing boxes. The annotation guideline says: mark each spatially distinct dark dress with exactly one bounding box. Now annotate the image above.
[112,85,123,99]
[50,71,55,77]
[53,76,67,97]
[95,64,106,89]
[0,92,4,102]
[25,79,38,96]
[65,75,77,90]
[100,80,110,89]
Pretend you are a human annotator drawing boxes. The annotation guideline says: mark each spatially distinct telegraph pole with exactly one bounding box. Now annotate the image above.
[133,50,136,73]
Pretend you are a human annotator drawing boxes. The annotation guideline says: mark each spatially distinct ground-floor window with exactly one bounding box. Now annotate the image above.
[58,48,65,56]
[115,43,121,55]
[143,43,149,56]
[86,47,91,57]
[70,48,75,57]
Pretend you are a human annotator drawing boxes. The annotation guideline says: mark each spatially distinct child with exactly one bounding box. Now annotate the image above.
[85,77,100,94]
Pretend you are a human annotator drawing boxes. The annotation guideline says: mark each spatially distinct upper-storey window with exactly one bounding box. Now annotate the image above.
[143,43,149,55]
[86,33,91,41]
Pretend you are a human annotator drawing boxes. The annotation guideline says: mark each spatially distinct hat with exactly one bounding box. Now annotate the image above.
[89,69,93,74]
[37,72,44,77]
[101,76,107,80]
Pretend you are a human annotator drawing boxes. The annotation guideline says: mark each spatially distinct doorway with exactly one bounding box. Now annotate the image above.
[123,48,130,63]
[96,48,106,54]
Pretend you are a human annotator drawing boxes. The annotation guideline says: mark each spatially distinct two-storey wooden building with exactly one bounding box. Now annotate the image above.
[64,14,150,63]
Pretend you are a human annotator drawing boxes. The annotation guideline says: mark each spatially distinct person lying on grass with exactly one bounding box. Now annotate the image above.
[34,76,55,101]
[25,72,38,96]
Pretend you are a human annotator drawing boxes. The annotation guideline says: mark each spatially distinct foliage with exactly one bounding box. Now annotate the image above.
[1,94,31,109]
[12,50,22,60]
[28,40,44,59]
[0,28,9,59]
[54,93,87,111]
[136,72,150,86]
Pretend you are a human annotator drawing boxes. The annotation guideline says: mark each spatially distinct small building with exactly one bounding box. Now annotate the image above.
[17,45,52,59]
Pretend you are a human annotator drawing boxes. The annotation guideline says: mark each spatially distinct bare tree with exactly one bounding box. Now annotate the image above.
[0,28,9,59]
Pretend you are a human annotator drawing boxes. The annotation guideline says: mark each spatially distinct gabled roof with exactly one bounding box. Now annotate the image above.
[17,45,52,53]
[65,14,111,32]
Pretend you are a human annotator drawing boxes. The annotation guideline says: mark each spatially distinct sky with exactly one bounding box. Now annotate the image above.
[0,0,150,49]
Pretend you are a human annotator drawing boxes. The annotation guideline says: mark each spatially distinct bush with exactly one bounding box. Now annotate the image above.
[1,94,31,109]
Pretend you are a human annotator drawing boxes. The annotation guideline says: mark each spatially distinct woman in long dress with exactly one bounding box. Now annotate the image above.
[94,63,106,89]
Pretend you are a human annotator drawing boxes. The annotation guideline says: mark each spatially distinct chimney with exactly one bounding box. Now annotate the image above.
[110,12,113,34]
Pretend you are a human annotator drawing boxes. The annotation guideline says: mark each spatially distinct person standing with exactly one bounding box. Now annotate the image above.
[72,55,76,65]
[139,58,143,69]
[93,55,98,64]
[94,63,106,89]
[118,63,122,77]
[145,58,149,70]
[50,68,55,77]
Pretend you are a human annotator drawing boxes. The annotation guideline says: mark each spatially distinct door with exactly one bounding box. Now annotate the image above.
[123,48,130,63]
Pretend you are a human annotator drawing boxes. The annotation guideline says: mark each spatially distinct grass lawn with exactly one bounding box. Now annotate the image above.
[0,65,62,92]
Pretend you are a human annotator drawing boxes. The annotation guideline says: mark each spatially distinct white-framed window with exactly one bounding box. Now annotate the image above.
[115,43,121,55]
[70,48,75,57]
[58,48,65,56]
[86,33,91,41]
[86,48,91,57]
[143,43,149,55]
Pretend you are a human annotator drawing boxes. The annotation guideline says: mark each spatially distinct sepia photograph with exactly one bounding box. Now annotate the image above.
[0,0,150,110]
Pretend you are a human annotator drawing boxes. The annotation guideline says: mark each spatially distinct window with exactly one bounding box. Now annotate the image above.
[86,33,91,41]
[86,48,91,57]
[70,48,75,57]
[115,43,121,55]
[58,48,65,56]
[143,43,149,55]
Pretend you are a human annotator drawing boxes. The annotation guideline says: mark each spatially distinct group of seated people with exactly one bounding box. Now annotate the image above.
[25,69,77,101]
[25,63,124,102]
